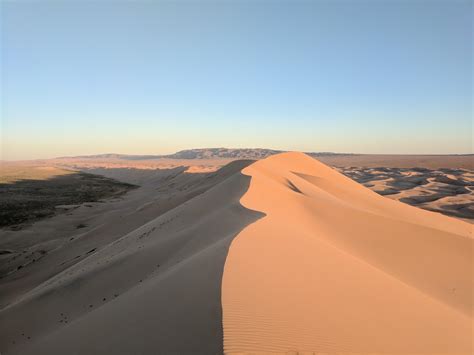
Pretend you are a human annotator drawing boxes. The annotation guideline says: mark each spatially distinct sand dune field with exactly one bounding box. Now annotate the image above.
[338,166,474,222]
[0,152,472,354]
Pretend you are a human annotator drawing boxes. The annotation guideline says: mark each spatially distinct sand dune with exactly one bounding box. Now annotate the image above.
[48,152,474,221]
[15,150,471,222]
[339,166,474,222]
[0,161,262,354]
[223,152,472,353]
[1,152,472,354]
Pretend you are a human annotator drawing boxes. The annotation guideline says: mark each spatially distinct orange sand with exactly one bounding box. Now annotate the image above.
[222,152,472,354]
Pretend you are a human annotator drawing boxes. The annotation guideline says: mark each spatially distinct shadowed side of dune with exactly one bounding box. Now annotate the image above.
[1,163,264,355]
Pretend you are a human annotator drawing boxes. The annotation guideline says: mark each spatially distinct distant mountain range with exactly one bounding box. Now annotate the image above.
[58,148,354,160]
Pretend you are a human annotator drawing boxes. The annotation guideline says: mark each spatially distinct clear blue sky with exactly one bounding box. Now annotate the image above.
[1,0,472,159]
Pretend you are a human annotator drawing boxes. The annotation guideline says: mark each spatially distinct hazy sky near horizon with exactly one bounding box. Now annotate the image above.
[1,0,472,160]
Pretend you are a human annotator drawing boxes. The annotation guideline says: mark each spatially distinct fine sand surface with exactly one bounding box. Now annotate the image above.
[223,152,472,353]
[0,161,262,354]
[1,152,472,354]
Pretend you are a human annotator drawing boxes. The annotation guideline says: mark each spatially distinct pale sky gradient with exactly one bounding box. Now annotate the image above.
[1,0,472,160]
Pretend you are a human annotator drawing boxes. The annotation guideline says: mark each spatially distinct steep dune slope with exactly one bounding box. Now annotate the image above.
[223,152,472,353]
[0,161,255,309]
[0,162,263,355]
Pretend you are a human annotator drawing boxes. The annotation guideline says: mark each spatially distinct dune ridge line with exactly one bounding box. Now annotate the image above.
[222,152,472,354]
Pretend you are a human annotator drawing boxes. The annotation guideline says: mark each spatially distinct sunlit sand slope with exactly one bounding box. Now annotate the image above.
[223,152,472,354]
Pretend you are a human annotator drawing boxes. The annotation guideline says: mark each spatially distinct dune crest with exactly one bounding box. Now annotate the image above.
[0,161,263,355]
[222,152,473,354]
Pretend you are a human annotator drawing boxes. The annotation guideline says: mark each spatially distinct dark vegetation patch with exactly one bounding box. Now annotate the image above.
[0,171,136,229]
